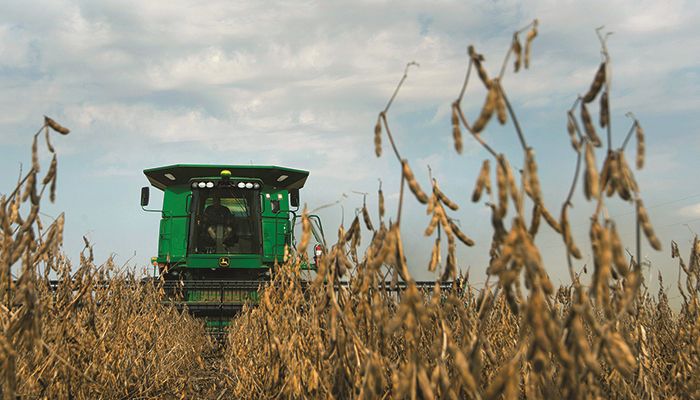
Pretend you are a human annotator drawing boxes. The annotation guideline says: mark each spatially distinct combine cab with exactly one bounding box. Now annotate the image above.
[140,164,325,334]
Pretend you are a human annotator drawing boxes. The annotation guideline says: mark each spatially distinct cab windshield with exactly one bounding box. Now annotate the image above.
[189,187,261,254]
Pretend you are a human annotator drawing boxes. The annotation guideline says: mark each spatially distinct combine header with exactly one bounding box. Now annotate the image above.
[140,164,325,334]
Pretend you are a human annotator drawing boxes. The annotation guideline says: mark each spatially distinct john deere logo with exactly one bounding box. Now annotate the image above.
[218,257,230,267]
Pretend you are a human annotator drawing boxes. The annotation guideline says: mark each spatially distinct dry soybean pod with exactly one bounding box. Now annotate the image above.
[491,203,507,242]
[44,125,55,153]
[393,227,410,280]
[636,199,662,251]
[425,212,439,236]
[496,155,508,218]
[468,45,491,89]
[566,111,581,151]
[42,153,58,203]
[452,103,463,154]
[42,155,57,185]
[599,91,609,128]
[434,182,459,211]
[618,150,638,194]
[22,136,39,202]
[512,34,523,72]
[580,102,602,147]
[495,86,507,125]
[44,115,70,135]
[525,148,542,203]
[297,208,311,253]
[472,83,498,133]
[449,219,475,246]
[435,204,453,238]
[609,222,629,277]
[49,165,58,202]
[22,171,36,203]
[529,203,542,237]
[426,193,435,215]
[378,182,385,220]
[582,62,606,103]
[344,216,360,243]
[524,19,538,69]
[335,246,349,277]
[503,158,521,214]
[428,237,440,272]
[614,151,632,201]
[584,141,599,200]
[593,221,613,307]
[599,151,616,196]
[402,160,429,204]
[442,234,457,281]
[374,114,382,157]
[472,159,491,202]
[31,133,39,171]
[636,122,645,169]
[483,163,493,196]
[561,207,582,259]
[362,205,374,231]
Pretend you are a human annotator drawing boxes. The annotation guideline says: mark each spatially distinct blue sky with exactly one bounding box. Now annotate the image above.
[1,0,699,297]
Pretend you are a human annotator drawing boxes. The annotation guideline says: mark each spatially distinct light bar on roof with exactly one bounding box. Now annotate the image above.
[188,180,261,190]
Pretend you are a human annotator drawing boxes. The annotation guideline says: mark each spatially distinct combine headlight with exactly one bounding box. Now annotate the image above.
[237,182,246,188]
[198,182,206,188]
[191,182,198,188]
[206,181,214,188]
[253,183,260,189]
[245,182,254,189]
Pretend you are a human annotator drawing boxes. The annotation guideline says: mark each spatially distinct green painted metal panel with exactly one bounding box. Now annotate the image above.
[156,185,191,263]
[261,218,288,262]
[186,254,263,269]
[260,189,292,263]
[169,217,188,260]
[158,218,171,259]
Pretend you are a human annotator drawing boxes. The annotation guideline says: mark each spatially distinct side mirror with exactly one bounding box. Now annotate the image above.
[140,187,150,207]
[271,200,280,214]
[289,188,300,208]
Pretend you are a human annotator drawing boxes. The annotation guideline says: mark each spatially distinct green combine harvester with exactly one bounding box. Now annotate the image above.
[140,164,325,335]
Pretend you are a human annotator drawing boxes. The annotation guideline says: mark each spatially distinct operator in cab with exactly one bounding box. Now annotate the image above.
[202,194,237,252]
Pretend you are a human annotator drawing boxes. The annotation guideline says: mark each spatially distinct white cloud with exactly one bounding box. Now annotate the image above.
[679,203,700,218]
[619,1,687,34]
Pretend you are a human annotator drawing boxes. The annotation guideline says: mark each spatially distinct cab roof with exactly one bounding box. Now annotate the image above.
[143,164,309,191]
